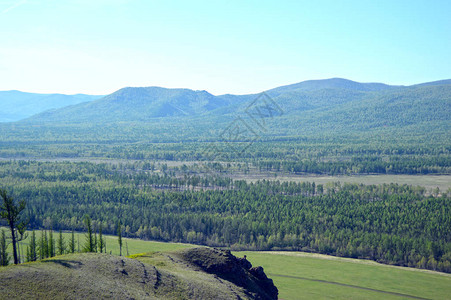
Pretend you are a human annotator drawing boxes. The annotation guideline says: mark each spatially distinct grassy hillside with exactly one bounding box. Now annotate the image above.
[0,248,277,300]
[4,231,450,299]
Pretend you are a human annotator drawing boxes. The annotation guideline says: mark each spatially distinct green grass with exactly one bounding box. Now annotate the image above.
[3,229,450,299]
[235,251,451,300]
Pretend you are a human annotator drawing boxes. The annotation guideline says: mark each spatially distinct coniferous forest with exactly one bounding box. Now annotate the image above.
[1,160,449,272]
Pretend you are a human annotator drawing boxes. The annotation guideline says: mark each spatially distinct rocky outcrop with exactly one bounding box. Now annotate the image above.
[178,247,278,300]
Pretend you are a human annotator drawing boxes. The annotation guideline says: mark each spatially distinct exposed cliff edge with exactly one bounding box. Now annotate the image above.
[178,247,278,300]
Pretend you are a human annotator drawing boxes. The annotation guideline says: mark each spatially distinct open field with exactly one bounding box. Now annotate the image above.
[237,251,451,300]
[238,174,451,192]
[3,230,450,299]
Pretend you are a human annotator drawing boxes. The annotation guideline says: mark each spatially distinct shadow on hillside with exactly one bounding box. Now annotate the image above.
[42,259,83,269]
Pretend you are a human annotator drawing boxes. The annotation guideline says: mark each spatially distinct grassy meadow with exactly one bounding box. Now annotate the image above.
[237,251,451,300]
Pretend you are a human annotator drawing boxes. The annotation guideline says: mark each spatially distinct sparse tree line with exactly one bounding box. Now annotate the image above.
[1,188,128,266]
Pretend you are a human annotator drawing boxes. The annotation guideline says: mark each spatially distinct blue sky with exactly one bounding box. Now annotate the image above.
[0,0,450,95]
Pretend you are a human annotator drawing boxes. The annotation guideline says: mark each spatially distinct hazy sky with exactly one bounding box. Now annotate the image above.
[1,0,450,95]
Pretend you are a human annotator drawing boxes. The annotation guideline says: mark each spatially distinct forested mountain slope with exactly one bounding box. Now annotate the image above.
[27,87,234,123]
[23,79,450,138]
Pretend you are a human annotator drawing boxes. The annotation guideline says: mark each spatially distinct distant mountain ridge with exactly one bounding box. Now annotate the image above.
[265,78,399,97]
[0,90,102,122]
[7,78,451,137]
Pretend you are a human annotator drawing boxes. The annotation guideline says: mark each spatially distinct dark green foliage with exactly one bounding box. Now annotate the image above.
[0,229,9,266]
[0,189,27,264]
[117,221,122,256]
[38,230,48,260]
[98,225,105,253]
[57,230,65,255]
[26,230,37,262]
[83,216,95,252]
[94,230,97,253]
[48,230,55,258]
[68,229,75,254]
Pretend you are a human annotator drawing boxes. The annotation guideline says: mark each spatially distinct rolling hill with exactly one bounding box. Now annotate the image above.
[0,91,102,122]
[0,247,278,300]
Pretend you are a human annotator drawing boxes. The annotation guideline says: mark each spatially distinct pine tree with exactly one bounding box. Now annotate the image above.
[27,230,37,262]
[38,230,44,260]
[117,221,123,256]
[98,225,104,253]
[0,229,9,266]
[94,230,98,253]
[57,230,65,255]
[48,230,55,257]
[83,216,95,252]
[39,230,48,260]
[68,229,75,254]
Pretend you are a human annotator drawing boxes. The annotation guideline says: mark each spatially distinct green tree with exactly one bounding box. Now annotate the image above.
[117,221,123,256]
[0,229,9,266]
[48,230,55,257]
[39,230,48,260]
[98,224,105,254]
[83,216,95,252]
[94,230,98,253]
[27,230,37,262]
[0,189,27,264]
[68,229,76,254]
[57,230,65,255]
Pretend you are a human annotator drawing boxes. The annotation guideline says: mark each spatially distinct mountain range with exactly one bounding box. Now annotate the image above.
[1,78,450,139]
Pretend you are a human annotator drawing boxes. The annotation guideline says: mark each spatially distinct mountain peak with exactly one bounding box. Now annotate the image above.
[266,78,397,96]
